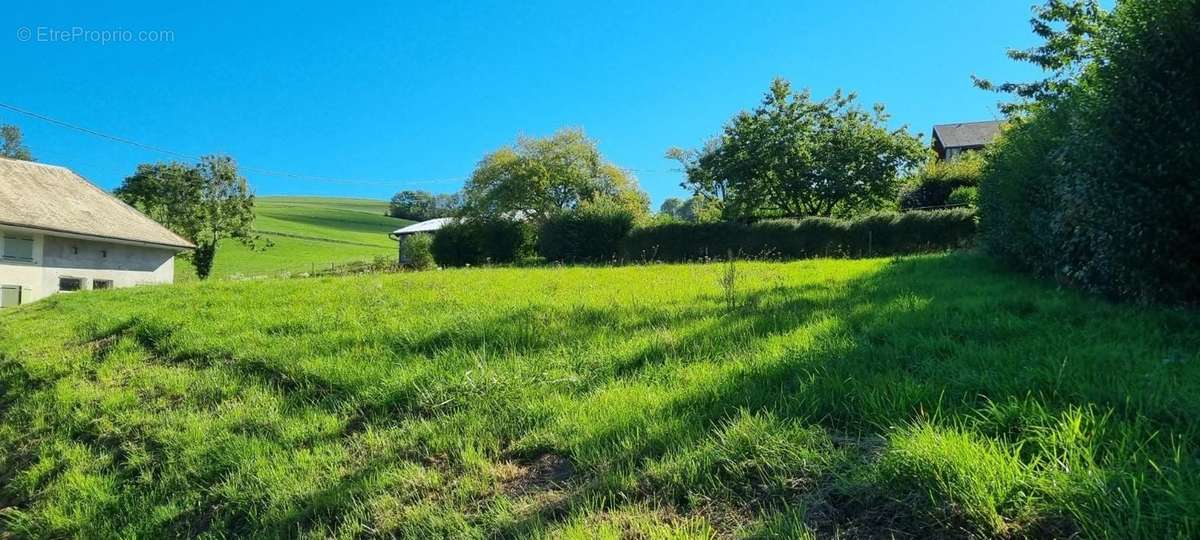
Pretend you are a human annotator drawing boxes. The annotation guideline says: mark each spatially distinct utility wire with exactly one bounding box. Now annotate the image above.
[0,101,459,187]
[0,101,684,186]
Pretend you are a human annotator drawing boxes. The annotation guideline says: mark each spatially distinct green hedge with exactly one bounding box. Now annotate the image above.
[979,0,1200,303]
[538,206,636,263]
[431,219,532,267]
[898,154,984,210]
[623,209,976,262]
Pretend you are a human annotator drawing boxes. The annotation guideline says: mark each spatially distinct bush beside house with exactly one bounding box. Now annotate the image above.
[399,233,435,270]
[431,219,532,267]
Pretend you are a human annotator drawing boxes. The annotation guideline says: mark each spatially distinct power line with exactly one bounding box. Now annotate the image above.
[0,101,461,187]
[0,101,684,187]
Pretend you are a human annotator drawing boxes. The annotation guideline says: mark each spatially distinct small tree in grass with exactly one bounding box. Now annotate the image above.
[116,155,269,279]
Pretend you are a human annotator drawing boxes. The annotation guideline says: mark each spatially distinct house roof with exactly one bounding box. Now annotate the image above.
[932,121,1003,149]
[0,157,195,250]
[392,217,455,236]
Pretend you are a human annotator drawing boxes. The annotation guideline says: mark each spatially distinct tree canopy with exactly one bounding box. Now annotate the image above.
[669,78,926,220]
[658,194,722,223]
[115,155,266,279]
[461,128,649,223]
[388,190,462,221]
[972,0,1108,114]
[0,124,34,161]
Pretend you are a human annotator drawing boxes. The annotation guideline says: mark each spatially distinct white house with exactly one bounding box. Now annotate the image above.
[0,157,194,307]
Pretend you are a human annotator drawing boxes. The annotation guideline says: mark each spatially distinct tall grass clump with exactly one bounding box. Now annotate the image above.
[869,423,1029,535]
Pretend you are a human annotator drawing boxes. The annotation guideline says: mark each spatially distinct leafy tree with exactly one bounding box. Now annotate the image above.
[0,124,34,161]
[115,155,268,280]
[973,0,1108,114]
[461,128,649,223]
[659,194,723,223]
[659,197,684,218]
[388,190,461,221]
[669,78,926,220]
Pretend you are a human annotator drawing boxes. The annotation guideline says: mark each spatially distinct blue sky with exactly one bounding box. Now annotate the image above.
[3,1,1049,208]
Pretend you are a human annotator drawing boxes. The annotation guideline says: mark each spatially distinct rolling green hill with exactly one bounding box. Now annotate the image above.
[175,196,412,280]
[2,253,1197,537]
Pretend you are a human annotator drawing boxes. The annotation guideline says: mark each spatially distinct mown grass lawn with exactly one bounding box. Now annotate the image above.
[175,196,410,281]
[1,253,1197,538]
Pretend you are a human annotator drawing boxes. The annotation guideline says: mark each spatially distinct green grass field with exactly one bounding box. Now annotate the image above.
[2,253,1198,538]
[175,196,411,280]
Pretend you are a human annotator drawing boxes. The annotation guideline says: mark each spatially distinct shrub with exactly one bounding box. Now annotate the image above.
[947,186,979,208]
[622,209,975,263]
[980,0,1200,303]
[538,205,636,263]
[898,153,985,210]
[399,233,435,270]
[431,219,532,267]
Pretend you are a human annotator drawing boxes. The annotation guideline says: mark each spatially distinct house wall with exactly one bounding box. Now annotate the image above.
[0,226,177,305]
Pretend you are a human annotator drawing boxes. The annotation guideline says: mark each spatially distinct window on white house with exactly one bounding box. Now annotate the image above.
[93,279,113,290]
[2,235,34,262]
[0,285,20,308]
[59,277,84,292]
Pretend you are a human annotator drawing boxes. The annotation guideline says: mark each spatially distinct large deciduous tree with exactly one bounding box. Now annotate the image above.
[461,128,649,223]
[115,155,267,279]
[0,124,34,161]
[669,78,926,220]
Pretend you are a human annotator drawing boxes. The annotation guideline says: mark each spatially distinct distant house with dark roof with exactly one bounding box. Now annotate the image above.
[0,157,194,307]
[931,121,1003,160]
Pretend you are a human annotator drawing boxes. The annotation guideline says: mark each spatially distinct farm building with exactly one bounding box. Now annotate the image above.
[390,217,456,238]
[0,157,194,307]
[390,217,455,264]
[931,120,1002,160]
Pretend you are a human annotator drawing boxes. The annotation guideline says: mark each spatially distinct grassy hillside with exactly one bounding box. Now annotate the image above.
[175,196,410,280]
[2,254,1198,538]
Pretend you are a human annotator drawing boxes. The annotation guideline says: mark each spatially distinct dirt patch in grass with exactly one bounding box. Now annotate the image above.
[500,453,574,498]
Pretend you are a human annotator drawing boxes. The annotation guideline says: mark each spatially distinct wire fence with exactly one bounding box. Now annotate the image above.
[218,256,401,280]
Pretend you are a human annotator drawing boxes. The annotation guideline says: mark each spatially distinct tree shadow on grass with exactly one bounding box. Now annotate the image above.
[24,254,1199,537]
[508,254,1200,536]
